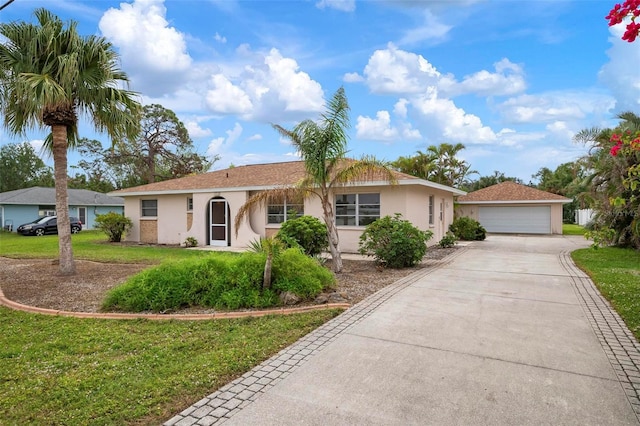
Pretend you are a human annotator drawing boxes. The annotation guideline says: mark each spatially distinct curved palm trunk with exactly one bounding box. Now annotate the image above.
[321,192,342,273]
[51,124,75,275]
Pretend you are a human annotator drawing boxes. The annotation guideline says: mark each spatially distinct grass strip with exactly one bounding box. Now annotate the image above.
[572,247,640,340]
[0,307,341,425]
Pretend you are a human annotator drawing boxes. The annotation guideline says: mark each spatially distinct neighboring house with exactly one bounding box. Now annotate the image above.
[111,161,466,253]
[0,187,125,231]
[456,181,571,235]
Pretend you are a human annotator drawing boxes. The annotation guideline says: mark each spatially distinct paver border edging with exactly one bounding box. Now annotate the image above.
[0,287,350,320]
[560,250,640,421]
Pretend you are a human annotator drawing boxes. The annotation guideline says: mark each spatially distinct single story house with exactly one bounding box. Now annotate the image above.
[456,181,571,234]
[111,161,466,253]
[0,187,125,231]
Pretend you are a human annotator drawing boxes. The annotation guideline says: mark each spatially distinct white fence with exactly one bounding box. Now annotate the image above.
[575,209,594,226]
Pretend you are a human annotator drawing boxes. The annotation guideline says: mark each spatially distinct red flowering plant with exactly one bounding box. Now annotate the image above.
[606,0,640,42]
[609,129,640,203]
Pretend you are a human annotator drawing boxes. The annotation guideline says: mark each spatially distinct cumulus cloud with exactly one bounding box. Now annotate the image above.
[207,122,243,158]
[205,48,324,121]
[599,21,640,111]
[214,32,227,43]
[343,72,364,83]
[247,134,263,141]
[364,43,441,95]
[99,0,192,95]
[356,109,421,142]
[443,58,527,97]
[397,9,452,45]
[184,120,212,138]
[499,91,615,124]
[316,0,356,12]
[411,89,498,144]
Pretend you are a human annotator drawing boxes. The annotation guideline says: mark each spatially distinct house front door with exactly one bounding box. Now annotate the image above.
[78,207,87,229]
[209,198,229,246]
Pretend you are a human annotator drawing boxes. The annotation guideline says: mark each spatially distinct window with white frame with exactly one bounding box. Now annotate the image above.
[428,195,434,225]
[141,199,158,217]
[187,197,193,211]
[267,199,304,224]
[335,193,380,226]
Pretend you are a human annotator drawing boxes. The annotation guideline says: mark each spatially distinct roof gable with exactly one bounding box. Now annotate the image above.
[0,187,124,206]
[457,181,570,203]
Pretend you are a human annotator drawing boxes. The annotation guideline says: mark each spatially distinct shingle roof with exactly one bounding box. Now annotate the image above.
[0,187,124,206]
[457,181,570,203]
[111,160,466,196]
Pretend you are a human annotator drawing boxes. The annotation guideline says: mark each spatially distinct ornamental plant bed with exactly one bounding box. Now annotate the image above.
[0,247,457,314]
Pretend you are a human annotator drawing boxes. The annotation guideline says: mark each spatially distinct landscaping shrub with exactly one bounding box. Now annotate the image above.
[102,248,334,312]
[449,217,486,241]
[94,212,133,242]
[277,215,328,256]
[438,232,457,248]
[272,248,335,298]
[358,213,433,268]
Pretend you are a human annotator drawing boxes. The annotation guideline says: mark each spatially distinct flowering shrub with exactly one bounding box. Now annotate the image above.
[609,130,640,194]
[606,0,640,42]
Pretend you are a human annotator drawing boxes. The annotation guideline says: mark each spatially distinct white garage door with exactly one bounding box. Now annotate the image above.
[478,206,551,234]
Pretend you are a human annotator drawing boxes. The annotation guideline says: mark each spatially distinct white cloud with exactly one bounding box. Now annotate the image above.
[247,134,263,141]
[443,58,527,97]
[207,122,243,158]
[499,91,615,124]
[343,72,364,83]
[411,89,498,144]
[206,74,253,114]
[316,0,356,12]
[214,32,227,43]
[364,43,441,95]
[398,10,451,45]
[29,139,46,156]
[205,48,324,121]
[99,0,192,95]
[356,111,399,141]
[184,120,212,138]
[599,21,640,111]
[394,99,409,118]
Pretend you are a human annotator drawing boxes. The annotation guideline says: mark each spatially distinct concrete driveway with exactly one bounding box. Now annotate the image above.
[167,235,640,425]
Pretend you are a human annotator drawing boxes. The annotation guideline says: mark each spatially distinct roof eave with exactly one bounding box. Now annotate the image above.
[456,199,571,205]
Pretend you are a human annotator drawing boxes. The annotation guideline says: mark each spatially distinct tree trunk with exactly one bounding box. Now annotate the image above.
[51,124,76,275]
[263,251,272,290]
[321,193,342,273]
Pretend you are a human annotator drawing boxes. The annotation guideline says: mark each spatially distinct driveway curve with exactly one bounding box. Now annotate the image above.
[167,235,640,426]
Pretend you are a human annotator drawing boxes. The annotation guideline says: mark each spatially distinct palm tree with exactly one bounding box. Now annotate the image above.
[0,9,141,274]
[235,87,396,273]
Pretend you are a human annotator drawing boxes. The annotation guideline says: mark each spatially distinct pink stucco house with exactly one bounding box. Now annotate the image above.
[111,161,466,253]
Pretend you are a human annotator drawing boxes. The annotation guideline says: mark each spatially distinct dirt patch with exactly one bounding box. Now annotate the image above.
[0,247,458,313]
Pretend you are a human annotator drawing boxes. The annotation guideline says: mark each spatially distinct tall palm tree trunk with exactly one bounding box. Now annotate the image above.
[321,194,342,273]
[51,124,75,275]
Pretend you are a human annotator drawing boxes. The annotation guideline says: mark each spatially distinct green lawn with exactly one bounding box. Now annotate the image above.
[572,247,640,340]
[0,308,340,425]
[0,230,343,424]
[0,230,214,263]
[563,223,586,236]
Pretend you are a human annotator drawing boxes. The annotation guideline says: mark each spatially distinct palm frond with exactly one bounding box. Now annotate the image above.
[331,156,398,187]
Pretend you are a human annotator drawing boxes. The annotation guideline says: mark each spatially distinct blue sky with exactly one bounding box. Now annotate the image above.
[1,0,639,184]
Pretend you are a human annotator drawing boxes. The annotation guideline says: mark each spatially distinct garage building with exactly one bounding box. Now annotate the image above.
[455,181,571,235]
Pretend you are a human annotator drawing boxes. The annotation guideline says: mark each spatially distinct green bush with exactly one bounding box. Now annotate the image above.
[277,215,328,257]
[94,212,133,242]
[102,249,334,312]
[358,213,433,268]
[438,232,457,248]
[449,217,486,241]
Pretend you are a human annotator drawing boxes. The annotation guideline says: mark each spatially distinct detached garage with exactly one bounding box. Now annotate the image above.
[456,182,571,235]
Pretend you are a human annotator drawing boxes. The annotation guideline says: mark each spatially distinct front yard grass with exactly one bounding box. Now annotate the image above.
[0,230,213,263]
[0,307,341,425]
[572,247,640,340]
[0,230,343,424]
[563,223,586,235]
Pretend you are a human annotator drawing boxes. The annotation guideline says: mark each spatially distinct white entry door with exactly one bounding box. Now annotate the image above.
[209,199,229,246]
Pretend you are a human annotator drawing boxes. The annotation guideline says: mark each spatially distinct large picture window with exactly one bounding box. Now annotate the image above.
[141,199,158,217]
[267,199,304,224]
[335,193,380,226]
